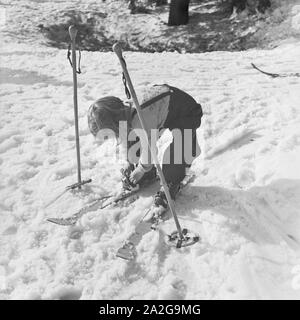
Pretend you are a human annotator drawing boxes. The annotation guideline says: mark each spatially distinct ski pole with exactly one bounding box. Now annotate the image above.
[112,43,184,242]
[69,25,82,188]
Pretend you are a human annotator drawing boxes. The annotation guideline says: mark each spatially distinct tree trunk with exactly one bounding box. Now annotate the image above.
[168,0,190,26]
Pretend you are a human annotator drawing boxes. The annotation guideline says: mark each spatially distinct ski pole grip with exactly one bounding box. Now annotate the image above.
[69,25,78,41]
[112,43,123,60]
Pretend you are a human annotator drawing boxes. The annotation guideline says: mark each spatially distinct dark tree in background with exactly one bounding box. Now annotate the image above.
[168,0,190,26]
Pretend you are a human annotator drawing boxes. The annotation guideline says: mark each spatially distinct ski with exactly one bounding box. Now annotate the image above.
[47,176,158,226]
[116,174,196,260]
[251,63,300,78]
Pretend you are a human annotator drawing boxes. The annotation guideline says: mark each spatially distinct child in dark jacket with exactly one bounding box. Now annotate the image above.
[88,84,202,216]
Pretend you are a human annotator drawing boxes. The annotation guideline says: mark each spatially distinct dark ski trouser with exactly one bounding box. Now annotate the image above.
[161,127,200,185]
[135,126,200,187]
[162,87,202,185]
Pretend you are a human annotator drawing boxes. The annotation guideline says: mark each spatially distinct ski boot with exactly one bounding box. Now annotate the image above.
[145,182,181,221]
[121,164,157,192]
[121,163,137,192]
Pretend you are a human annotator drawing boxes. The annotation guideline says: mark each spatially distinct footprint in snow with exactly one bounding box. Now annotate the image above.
[158,275,187,300]
[234,162,256,189]
[0,136,24,154]
[2,225,18,235]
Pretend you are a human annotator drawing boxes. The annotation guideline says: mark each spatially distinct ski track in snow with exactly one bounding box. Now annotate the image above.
[0,41,300,299]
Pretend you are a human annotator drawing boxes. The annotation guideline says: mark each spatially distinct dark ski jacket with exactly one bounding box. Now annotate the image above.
[121,84,203,168]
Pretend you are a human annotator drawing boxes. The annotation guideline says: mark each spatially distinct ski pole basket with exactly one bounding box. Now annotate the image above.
[166,228,200,248]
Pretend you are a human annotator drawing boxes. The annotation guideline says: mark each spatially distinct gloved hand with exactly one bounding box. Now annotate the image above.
[130,164,146,185]
[121,162,137,190]
[122,161,134,178]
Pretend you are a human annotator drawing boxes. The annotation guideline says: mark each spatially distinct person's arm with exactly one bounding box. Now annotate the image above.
[129,134,155,185]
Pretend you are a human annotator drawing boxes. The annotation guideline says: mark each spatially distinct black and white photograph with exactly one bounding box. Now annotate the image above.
[0,0,300,302]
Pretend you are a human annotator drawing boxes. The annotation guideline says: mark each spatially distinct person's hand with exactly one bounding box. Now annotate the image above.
[122,161,133,177]
[130,165,145,185]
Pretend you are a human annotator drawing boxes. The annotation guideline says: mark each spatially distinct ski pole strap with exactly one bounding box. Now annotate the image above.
[67,43,82,74]
[140,91,171,109]
[121,57,131,99]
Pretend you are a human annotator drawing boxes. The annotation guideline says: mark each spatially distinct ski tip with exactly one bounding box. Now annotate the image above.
[116,252,135,261]
[116,242,137,261]
[46,218,75,226]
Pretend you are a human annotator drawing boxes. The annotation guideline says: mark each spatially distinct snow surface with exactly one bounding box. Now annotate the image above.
[1,39,300,299]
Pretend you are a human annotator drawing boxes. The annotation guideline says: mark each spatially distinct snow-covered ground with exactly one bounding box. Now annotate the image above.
[2,0,300,52]
[0,38,300,299]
